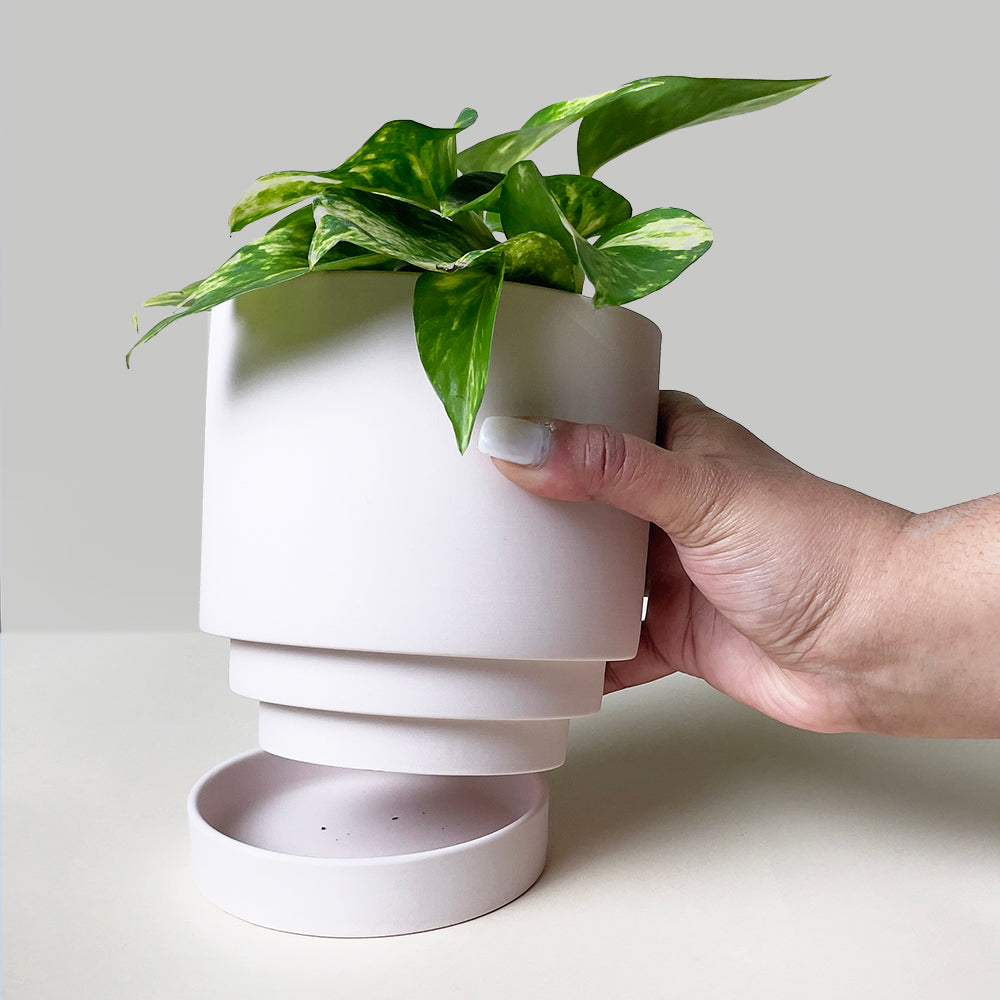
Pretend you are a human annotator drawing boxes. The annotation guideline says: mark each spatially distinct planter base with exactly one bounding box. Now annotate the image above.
[188,750,548,937]
[259,704,571,774]
[231,640,605,775]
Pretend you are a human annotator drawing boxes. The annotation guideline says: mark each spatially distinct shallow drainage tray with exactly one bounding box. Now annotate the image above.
[188,750,549,936]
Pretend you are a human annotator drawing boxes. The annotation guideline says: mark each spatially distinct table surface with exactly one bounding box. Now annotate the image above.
[3,632,999,999]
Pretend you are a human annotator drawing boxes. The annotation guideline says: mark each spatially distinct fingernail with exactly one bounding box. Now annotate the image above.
[478,417,552,467]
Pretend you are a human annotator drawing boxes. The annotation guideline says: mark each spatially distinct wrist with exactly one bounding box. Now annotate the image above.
[847,498,1000,737]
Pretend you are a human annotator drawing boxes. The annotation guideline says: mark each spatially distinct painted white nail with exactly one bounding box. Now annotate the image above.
[478,417,552,467]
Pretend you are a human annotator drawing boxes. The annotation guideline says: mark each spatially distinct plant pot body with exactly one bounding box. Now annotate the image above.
[190,271,661,934]
[200,270,661,661]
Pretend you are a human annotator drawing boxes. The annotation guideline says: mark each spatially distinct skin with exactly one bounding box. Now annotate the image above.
[487,391,1000,738]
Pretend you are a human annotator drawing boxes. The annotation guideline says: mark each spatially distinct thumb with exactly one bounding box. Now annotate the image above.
[477,415,736,543]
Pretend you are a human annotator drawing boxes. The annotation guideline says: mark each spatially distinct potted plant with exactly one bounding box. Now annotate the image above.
[137,75,825,936]
[131,74,824,451]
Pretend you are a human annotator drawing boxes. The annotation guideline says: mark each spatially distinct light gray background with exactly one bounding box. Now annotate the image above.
[2,0,997,630]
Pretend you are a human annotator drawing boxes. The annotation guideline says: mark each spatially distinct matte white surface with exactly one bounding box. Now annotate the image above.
[204,275,656,775]
[189,752,549,936]
[230,642,606,720]
[258,704,571,775]
[231,641,603,774]
[199,272,659,659]
[4,633,1000,998]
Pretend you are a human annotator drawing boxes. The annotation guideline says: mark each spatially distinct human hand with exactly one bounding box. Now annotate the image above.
[478,392,1000,738]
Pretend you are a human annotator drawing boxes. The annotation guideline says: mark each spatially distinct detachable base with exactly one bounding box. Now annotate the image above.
[258,704,571,774]
[188,750,549,937]
[230,641,606,775]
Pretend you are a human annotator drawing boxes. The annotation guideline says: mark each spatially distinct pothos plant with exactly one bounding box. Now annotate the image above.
[131,74,825,451]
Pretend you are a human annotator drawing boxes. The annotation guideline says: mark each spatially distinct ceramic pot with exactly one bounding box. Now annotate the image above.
[200,270,661,774]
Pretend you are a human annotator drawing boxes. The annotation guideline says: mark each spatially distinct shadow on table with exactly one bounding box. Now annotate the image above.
[541,676,1000,885]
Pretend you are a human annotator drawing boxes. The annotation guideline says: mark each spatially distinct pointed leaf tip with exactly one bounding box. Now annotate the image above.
[413,260,505,452]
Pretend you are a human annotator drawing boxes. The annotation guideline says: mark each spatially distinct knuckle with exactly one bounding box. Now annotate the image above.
[580,424,643,499]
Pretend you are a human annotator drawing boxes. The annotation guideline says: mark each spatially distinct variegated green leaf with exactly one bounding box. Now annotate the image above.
[543,175,631,238]
[496,232,579,293]
[498,161,580,268]
[450,210,500,250]
[586,207,713,307]
[312,254,404,273]
[456,119,559,175]
[457,231,578,293]
[455,81,658,174]
[128,207,317,365]
[577,76,827,176]
[228,172,340,233]
[440,171,505,217]
[141,280,203,309]
[328,112,478,212]
[456,78,697,174]
[456,75,825,177]
[229,110,479,232]
[308,210,357,266]
[313,189,476,270]
[312,243,403,273]
[413,259,505,452]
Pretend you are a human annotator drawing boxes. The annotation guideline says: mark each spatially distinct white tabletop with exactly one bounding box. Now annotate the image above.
[3,632,999,999]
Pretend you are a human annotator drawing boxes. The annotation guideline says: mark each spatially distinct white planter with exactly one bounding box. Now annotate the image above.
[190,271,661,935]
[199,271,660,775]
